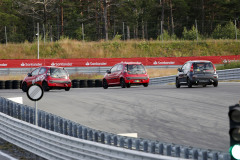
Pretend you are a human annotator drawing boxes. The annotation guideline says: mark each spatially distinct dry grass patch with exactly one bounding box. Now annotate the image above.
[0,75,26,80]
[147,68,177,78]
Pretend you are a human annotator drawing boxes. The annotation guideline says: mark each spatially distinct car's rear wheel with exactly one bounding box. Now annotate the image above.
[213,81,218,87]
[143,83,148,87]
[187,78,192,88]
[103,79,108,89]
[22,82,28,92]
[120,78,126,88]
[176,79,180,88]
[65,87,70,91]
[42,81,49,91]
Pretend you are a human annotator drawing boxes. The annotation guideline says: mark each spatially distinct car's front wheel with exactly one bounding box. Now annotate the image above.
[187,78,192,88]
[213,81,218,87]
[22,82,28,92]
[103,79,108,89]
[143,83,148,87]
[120,78,126,88]
[176,79,180,88]
[65,87,70,91]
[42,81,49,91]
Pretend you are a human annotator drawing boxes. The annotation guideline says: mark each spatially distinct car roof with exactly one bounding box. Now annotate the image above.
[40,66,64,69]
[117,62,142,65]
[186,60,212,63]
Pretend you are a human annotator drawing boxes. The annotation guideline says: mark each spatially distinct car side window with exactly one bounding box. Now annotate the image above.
[111,65,118,73]
[31,68,40,76]
[117,64,123,71]
[181,63,187,72]
[185,63,191,72]
[39,67,46,75]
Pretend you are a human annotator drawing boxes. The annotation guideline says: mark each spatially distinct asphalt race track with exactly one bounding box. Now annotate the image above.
[1,82,240,152]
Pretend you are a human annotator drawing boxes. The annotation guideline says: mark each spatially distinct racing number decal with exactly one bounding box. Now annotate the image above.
[32,74,46,84]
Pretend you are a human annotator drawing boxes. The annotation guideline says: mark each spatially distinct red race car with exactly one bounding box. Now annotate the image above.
[22,66,72,92]
[103,62,149,89]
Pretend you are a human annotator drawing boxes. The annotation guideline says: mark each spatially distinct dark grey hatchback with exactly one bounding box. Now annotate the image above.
[176,60,218,88]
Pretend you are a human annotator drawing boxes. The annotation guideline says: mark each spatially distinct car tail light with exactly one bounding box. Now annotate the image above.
[213,64,216,73]
[190,64,194,72]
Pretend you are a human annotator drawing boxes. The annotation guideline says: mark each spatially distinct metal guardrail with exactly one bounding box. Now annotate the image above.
[0,97,230,160]
[149,68,240,85]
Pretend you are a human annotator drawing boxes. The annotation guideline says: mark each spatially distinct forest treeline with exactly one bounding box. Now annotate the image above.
[0,0,240,43]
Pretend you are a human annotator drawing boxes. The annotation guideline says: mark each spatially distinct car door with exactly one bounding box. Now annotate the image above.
[26,67,40,86]
[107,64,118,85]
[178,63,187,83]
[35,67,47,86]
[114,64,124,85]
[182,62,191,82]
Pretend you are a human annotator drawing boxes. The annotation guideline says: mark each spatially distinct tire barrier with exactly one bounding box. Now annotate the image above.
[0,97,230,160]
[87,79,95,88]
[95,79,103,87]
[0,80,5,89]
[5,80,12,89]
[12,80,21,89]
[72,79,80,88]
[80,80,87,88]
[0,79,102,89]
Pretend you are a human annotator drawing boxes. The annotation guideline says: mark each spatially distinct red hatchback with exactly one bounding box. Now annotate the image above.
[22,66,72,92]
[103,62,149,89]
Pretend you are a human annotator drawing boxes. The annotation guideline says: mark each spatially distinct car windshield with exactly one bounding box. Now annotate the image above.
[126,64,146,74]
[193,62,214,73]
[50,68,68,78]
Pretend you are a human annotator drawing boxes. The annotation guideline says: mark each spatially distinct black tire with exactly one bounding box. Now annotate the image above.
[187,78,192,88]
[103,79,108,89]
[202,84,207,87]
[87,80,95,88]
[72,79,80,88]
[80,80,87,88]
[20,80,23,89]
[12,80,20,89]
[42,81,49,91]
[0,80,5,89]
[143,83,149,87]
[22,82,28,92]
[65,87,70,91]
[176,79,180,88]
[126,83,131,88]
[5,80,12,89]
[213,81,218,87]
[120,78,126,88]
[95,79,102,87]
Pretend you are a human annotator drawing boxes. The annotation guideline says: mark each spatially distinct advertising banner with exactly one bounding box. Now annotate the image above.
[0,55,239,68]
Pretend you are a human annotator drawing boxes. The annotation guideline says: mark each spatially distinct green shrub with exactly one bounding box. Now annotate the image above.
[212,21,239,39]
[157,30,178,41]
[182,26,201,40]
[217,61,240,70]
[112,33,122,41]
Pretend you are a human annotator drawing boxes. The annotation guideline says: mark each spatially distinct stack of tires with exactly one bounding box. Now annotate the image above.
[71,79,103,88]
[80,80,87,88]
[95,79,102,87]
[12,80,21,89]
[87,80,95,88]
[0,80,5,89]
[5,80,12,89]
[72,79,80,88]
